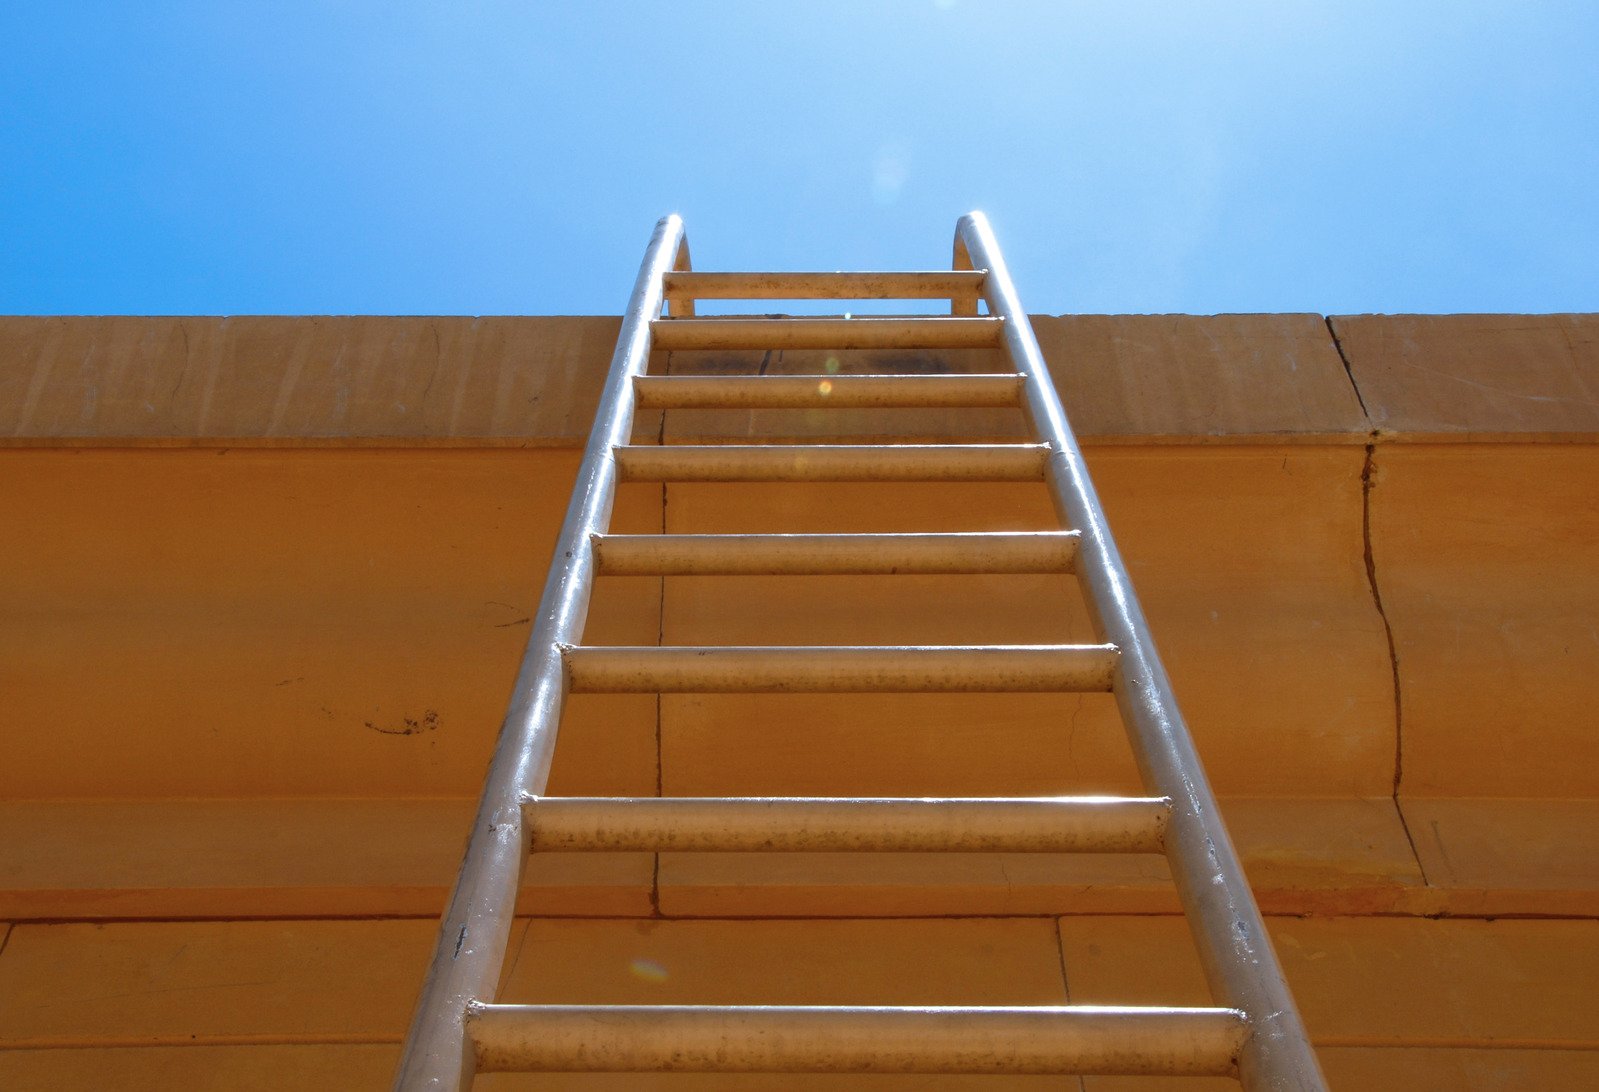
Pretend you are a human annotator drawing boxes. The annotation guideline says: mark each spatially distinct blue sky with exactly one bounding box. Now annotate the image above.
[2,2,1595,315]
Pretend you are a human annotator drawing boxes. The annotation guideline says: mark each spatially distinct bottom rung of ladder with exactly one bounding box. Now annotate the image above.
[467,1004,1247,1076]
[523,795,1171,853]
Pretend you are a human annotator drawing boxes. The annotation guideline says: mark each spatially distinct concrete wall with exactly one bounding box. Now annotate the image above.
[1,314,1595,1088]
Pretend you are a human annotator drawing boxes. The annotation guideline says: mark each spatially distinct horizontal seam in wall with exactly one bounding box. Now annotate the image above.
[3,1034,1595,1054]
[4,435,1595,451]
[8,909,1599,926]
[0,1034,403,1051]
[1314,1036,1599,1052]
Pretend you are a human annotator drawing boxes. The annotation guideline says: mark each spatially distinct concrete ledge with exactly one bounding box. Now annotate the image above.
[1038,313,1366,442]
[1,314,1372,446]
[661,313,1369,445]
[1333,313,1599,442]
[6,313,1597,446]
[0,316,634,448]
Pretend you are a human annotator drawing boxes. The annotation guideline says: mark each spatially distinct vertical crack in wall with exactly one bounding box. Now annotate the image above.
[650,478,666,918]
[1360,443,1427,883]
[654,474,666,809]
[1326,316,1429,886]
[501,919,532,996]
[648,353,671,919]
[1052,921,1089,1092]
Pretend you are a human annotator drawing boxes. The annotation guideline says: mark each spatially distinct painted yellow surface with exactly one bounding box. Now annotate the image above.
[1312,1048,1599,1091]
[1371,445,1599,796]
[0,1045,399,1092]
[0,799,654,919]
[1059,915,1599,1046]
[656,797,1424,919]
[486,918,1076,1090]
[0,796,1433,920]
[1,313,1596,1089]
[658,448,1392,800]
[1090,1049,1599,1092]
[2,916,1595,1089]
[0,919,435,1044]
[1400,797,1599,915]
[0,450,662,800]
[0,446,1394,805]
[500,918,1067,1004]
[8,1044,1594,1092]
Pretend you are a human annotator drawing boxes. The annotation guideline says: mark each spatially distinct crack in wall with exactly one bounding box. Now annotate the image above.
[648,351,671,919]
[650,479,666,920]
[168,321,192,417]
[500,919,532,996]
[1325,315,1371,420]
[1360,442,1428,883]
[1326,316,1430,887]
[1052,921,1089,1092]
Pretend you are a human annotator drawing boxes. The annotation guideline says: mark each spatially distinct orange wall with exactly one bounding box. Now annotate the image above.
[0,314,1595,1088]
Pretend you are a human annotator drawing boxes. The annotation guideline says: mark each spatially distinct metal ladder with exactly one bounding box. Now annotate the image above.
[394,213,1328,1090]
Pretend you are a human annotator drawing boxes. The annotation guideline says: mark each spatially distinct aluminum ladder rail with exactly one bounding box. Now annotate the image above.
[393,213,1328,1090]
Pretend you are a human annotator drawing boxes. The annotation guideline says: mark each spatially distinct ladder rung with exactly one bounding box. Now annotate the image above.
[614,444,1049,482]
[523,795,1170,853]
[651,316,1004,350]
[662,270,987,300]
[467,1004,1247,1076]
[633,373,1024,409]
[593,531,1079,575]
[563,644,1119,693]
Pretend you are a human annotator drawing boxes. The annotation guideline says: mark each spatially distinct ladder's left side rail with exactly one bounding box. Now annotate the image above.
[394,214,688,1092]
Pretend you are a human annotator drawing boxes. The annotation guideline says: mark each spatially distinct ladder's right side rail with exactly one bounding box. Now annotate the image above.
[954,213,1327,1092]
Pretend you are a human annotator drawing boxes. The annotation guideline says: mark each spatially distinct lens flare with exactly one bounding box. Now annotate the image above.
[818,380,833,396]
[872,146,909,205]
[629,958,668,983]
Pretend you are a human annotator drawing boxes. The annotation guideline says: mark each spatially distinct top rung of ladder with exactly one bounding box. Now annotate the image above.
[664,270,986,302]
[663,270,987,318]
